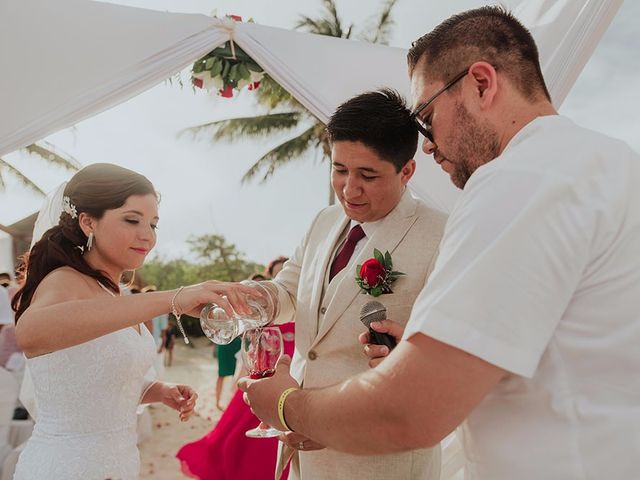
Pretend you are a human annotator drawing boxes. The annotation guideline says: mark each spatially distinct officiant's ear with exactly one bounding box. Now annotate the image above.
[400,159,416,184]
[469,61,498,107]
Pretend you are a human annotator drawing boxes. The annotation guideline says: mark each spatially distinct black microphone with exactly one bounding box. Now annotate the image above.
[359,301,397,351]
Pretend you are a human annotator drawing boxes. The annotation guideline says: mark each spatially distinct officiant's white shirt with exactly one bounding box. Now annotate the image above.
[405,115,640,480]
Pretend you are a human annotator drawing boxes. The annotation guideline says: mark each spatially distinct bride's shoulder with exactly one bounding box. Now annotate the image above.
[38,267,96,298]
[44,266,87,282]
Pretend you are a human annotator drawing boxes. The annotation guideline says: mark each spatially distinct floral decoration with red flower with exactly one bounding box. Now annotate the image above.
[355,249,405,297]
[190,15,265,98]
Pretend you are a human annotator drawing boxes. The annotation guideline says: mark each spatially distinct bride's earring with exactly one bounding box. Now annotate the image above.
[86,232,94,252]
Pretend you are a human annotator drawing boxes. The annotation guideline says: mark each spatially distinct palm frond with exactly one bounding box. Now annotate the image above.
[254,75,302,109]
[294,16,324,32]
[295,0,352,38]
[359,0,397,44]
[180,112,305,143]
[24,142,82,171]
[344,24,353,40]
[0,158,46,195]
[241,125,320,183]
[324,0,343,36]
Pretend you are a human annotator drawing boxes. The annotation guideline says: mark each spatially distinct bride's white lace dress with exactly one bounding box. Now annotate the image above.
[14,324,156,480]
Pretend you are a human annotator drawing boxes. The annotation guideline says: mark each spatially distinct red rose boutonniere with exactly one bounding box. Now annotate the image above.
[356,249,405,297]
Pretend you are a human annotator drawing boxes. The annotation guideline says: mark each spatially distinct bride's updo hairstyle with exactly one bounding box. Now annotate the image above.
[12,163,156,321]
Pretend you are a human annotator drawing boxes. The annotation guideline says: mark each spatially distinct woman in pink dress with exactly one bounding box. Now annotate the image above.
[177,322,295,480]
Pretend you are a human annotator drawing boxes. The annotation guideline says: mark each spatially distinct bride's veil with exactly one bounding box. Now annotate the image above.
[20,181,68,419]
[30,181,67,248]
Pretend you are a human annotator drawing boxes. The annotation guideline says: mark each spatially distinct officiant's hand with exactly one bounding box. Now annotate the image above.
[161,383,198,422]
[359,319,405,368]
[238,355,299,431]
[279,431,326,452]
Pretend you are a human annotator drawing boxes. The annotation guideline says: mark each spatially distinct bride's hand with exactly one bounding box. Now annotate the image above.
[161,383,198,422]
[172,281,263,318]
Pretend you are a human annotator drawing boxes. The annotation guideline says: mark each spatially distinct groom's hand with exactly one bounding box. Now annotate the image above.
[359,319,405,368]
[238,355,299,431]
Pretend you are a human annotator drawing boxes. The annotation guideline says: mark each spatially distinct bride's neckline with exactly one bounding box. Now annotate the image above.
[97,281,141,336]
[96,281,119,297]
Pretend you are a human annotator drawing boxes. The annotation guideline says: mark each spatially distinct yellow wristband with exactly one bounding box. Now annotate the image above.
[277,387,298,431]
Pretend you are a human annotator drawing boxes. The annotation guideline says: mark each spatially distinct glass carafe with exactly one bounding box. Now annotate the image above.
[200,280,280,345]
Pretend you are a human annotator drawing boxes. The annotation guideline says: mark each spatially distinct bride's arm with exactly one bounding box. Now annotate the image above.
[16,268,174,358]
[16,267,257,358]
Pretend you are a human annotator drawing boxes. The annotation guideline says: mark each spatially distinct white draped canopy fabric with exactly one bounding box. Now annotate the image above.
[0,0,622,211]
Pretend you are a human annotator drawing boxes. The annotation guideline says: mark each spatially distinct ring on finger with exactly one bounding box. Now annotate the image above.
[297,441,305,450]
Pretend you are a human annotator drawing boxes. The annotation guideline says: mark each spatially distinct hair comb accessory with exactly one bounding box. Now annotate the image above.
[62,196,78,219]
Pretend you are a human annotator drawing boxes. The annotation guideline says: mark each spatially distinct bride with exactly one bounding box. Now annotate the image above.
[11,163,258,479]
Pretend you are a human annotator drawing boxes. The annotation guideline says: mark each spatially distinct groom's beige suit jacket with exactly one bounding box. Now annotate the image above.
[272,190,446,480]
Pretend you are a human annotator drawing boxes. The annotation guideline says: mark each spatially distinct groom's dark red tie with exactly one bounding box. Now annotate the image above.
[329,224,366,282]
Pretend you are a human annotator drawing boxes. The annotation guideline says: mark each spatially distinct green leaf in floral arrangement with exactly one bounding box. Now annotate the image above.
[356,264,362,274]
[237,63,251,80]
[390,271,406,276]
[374,249,385,265]
[228,64,239,82]
[384,251,393,269]
[247,61,263,72]
[370,285,383,297]
[210,57,223,76]
[193,61,204,74]
[205,58,214,70]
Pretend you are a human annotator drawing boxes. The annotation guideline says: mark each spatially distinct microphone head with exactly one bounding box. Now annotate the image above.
[359,300,386,328]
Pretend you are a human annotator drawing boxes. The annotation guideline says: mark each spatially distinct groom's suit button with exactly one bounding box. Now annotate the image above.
[308,351,318,360]
[320,307,327,314]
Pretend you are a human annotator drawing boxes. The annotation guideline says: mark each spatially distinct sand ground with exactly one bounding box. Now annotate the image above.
[138,336,237,479]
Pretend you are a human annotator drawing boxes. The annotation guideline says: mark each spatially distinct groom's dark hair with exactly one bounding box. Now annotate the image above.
[326,88,418,172]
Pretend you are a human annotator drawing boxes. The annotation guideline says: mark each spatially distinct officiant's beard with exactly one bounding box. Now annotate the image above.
[441,102,500,190]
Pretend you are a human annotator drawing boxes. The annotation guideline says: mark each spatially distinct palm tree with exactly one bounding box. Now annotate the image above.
[182,0,398,205]
[0,141,81,195]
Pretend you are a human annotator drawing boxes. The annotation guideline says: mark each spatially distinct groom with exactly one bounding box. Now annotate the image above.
[264,89,445,479]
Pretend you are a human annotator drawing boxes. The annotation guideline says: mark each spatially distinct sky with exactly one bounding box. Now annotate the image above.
[1,0,638,267]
